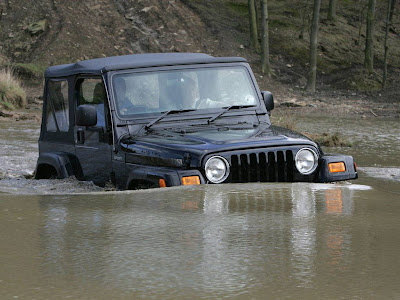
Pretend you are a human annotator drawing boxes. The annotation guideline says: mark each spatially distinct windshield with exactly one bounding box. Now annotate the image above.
[112,66,258,117]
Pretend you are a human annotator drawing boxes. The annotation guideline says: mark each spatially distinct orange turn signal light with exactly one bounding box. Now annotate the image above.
[159,179,167,188]
[329,162,346,173]
[182,176,200,186]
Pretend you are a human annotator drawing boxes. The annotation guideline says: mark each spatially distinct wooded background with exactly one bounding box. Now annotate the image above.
[247,0,398,92]
[0,0,399,108]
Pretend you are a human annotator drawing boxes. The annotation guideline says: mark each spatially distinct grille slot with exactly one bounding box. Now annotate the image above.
[230,150,294,183]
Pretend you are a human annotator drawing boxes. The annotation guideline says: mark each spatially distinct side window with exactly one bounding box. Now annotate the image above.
[77,78,106,127]
[46,80,69,132]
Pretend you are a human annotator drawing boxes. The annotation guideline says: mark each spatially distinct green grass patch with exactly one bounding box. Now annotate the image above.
[0,101,15,110]
[348,71,382,92]
[270,18,295,28]
[226,2,248,15]
[13,63,47,79]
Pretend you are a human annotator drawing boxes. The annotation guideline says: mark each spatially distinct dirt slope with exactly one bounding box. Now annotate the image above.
[0,0,218,64]
[0,0,399,116]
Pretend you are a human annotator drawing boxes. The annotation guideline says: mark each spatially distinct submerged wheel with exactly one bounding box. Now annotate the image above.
[35,164,58,179]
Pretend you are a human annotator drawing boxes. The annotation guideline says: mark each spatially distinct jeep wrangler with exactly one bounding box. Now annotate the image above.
[35,53,357,189]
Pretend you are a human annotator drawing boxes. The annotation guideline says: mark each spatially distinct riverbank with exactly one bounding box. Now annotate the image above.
[1,87,398,123]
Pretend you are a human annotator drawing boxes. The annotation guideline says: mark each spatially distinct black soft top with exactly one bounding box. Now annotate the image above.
[45,53,248,78]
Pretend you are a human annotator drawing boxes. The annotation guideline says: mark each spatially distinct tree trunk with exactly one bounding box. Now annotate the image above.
[261,0,271,75]
[249,0,261,53]
[299,0,311,39]
[356,2,368,46]
[364,0,376,73]
[383,0,393,88]
[306,0,322,93]
[389,0,396,22]
[327,0,337,21]
[254,0,260,34]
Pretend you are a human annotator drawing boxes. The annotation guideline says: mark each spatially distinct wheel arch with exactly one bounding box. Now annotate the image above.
[35,152,83,179]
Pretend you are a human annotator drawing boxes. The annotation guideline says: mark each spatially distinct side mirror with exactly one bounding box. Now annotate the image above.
[261,91,274,112]
[76,105,97,127]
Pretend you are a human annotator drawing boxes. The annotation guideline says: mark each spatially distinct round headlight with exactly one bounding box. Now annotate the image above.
[295,148,318,175]
[205,156,230,183]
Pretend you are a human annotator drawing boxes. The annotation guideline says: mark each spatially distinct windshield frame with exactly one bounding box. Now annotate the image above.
[107,62,265,124]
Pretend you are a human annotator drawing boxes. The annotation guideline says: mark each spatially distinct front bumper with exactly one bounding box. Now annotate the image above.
[318,154,358,183]
[125,152,357,188]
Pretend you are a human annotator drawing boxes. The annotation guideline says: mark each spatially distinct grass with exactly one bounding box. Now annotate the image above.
[305,132,352,147]
[271,110,298,131]
[226,2,248,15]
[14,63,47,79]
[0,68,27,109]
[271,111,351,147]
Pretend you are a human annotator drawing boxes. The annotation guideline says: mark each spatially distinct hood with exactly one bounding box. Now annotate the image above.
[120,125,318,168]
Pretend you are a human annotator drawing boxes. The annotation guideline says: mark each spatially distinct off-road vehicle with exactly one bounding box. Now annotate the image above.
[35,53,357,189]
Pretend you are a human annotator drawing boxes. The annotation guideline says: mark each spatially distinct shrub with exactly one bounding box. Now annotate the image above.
[0,68,27,109]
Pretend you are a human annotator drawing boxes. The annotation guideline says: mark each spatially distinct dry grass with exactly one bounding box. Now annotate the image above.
[271,109,351,147]
[270,109,298,131]
[0,68,27,109]
[304,132,352,147]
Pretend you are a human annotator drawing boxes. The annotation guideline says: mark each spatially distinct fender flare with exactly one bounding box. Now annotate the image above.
[126,166,181,189]
[125,165,205,189]
[35,152,83,179]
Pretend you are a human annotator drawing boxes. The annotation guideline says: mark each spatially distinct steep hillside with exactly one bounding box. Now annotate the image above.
[0,0,399,111]
[0,0,239,64]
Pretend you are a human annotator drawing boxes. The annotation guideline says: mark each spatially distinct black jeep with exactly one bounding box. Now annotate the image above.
[35,53,357,189]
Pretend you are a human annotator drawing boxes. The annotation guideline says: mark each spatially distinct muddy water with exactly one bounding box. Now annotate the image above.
[0,120,39,178]
[1,117,400,299]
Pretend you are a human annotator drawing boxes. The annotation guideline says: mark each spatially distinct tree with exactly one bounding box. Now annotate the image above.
[327,0,337,22]
[306,0,322,93]
[248,0,261,53]
[383,0,393,88]
[364,0,376,73]
[356,2,368,46]
[299,0,311,39]
[261,0,271,75]
[389,0,397,23]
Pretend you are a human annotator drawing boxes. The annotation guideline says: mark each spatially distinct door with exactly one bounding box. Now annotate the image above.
[74,77,113,186]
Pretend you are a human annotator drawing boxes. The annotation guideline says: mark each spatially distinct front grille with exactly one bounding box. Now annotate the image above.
[230,150,294,183]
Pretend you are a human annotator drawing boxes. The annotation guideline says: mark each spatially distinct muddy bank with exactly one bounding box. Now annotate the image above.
[0,110,41,122]
[2,69,400,121]
[273,96,400,119]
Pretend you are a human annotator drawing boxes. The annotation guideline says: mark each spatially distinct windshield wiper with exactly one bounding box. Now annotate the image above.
[207,105,257,124]
[145,109,197,130]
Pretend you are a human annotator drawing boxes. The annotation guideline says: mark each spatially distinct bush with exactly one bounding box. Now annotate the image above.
[0,68,27,109]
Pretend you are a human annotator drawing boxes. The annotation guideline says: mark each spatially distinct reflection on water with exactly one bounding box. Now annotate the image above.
[1,116,400,298]
[291,185,316,287]
[3,182,399,299]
